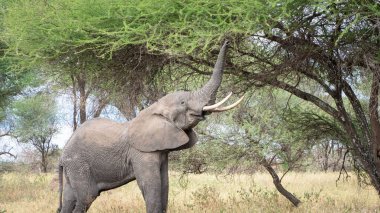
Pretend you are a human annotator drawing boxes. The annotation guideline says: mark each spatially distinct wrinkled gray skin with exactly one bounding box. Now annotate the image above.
[57,41,229,213]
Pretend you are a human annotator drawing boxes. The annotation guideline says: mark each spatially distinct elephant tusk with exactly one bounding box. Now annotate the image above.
[208,95,245,112]
[202,92,232,111]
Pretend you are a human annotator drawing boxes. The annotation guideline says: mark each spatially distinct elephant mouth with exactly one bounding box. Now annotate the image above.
[190,112,205,120]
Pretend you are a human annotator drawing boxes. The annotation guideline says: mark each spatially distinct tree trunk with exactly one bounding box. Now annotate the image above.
[370,68,380,180]
[322,142,329,172]
[41,161,48,173]
[71,74,78,131]
[41,150,48,173]
[93,97,108,118]
[77,73,87,124]
[260,159,301,207]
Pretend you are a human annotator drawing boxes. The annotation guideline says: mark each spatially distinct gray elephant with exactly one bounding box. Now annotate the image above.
[57,41,243,213]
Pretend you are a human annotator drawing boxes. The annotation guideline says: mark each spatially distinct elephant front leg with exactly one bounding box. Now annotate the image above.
[134,159,163,213]
[161,154,169,212]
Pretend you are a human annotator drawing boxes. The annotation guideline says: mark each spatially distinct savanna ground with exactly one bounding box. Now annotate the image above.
[0,172,379,213]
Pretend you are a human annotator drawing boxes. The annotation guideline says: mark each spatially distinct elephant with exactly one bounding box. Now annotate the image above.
[57,40,243,213]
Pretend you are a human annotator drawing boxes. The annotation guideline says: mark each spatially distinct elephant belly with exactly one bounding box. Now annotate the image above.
[97,174,136,192]
[91,156,136,192]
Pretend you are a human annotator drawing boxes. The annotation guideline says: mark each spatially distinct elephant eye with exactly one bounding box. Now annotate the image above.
[180,101,185,105]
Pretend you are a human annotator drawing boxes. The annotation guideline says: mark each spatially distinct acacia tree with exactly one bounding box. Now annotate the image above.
[1,1,48,161]
[229,1,380,192]
[169,0,380,194]
[12,94,59,172]
[0,55,36,158]
[3,0,380,195]
[2,0,172,125]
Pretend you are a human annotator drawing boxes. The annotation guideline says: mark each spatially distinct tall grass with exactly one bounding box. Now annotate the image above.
[0,172,379,212]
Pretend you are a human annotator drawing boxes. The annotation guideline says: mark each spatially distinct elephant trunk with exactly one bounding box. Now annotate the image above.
[196,41,229,105]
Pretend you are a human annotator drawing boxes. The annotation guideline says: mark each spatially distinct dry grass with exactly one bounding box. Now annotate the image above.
[0,171,379,212]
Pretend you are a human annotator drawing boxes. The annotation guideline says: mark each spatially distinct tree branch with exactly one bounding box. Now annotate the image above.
[270,79,341,120]
[0,129,11,137]
[93,101,108,118]
[176,60,211,76]
[0,146,16,158]
[342,80,371,142]
[336,149,350,184]
[260,158,301,207]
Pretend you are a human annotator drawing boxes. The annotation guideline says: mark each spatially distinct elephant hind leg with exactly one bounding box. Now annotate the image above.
[60,182,76,213]
[72,192,98,213]
[66,164,100,212]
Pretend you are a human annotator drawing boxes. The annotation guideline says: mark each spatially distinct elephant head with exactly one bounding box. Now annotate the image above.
[127,41,243,152]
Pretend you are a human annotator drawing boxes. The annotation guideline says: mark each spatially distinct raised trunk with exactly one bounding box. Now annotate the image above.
[197,41,229,104]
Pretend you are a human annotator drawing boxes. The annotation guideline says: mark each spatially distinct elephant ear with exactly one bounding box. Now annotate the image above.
[171,129,198,151]
[126,113,189,152]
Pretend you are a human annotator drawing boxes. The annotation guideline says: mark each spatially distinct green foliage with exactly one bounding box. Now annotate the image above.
[12,94,58,144]
[233,90,314,162]
[283,108,348,144]
[0,1,41,122]
[0,62,40,115]
[2,0,288,62]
